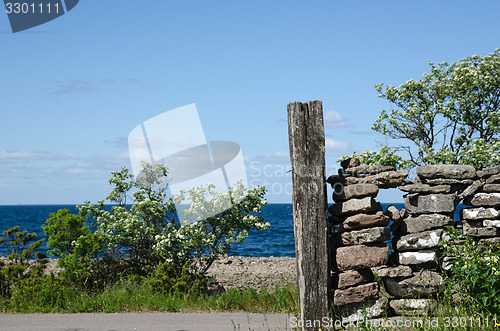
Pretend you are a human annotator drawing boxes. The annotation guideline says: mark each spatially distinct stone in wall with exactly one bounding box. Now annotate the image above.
[343,165,395,176]
[441,256,454,271]
[384,270,443,298]
[398,183,451,194]
[398,250,438,267]
[457,180,483,200]
[401,214,453,233]
[339,297,389,324]
[387,205,407,232]
[371,265,413,278]
[336,244,389,271]
[484,220,500,228]
[483,184,500,192]
[424,178,474,186]
[343,211,390,230]
[345,171,408,189]
[341,227,391,246]
[333,183,379,201]
[404,193,458,214]
[337,268,374,289]
[390,299,437,316]
[340,157,360,169]
[385,205,403,222]
[463,193,500,207]
[477,165,500,178]
[416,164,476,179]
[329,196,381,216]
[396,229,449,251]
[462,207,500,220]
[486,174,500,184]
[333,282,379,306]
[463,220,500,237]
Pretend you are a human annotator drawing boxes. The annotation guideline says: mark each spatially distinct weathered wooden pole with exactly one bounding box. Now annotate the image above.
[287,100,331,328]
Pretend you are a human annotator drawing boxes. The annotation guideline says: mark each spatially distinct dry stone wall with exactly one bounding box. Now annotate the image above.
[326,162,500,321]
[327,164,406,321]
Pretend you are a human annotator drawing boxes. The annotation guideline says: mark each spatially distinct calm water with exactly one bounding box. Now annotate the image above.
[0,203,465,258]
[0,204,295,257]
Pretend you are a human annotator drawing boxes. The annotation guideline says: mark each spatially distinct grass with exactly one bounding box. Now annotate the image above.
[2,280,500,331]
[2,275,499,331]
[0,276,299,314]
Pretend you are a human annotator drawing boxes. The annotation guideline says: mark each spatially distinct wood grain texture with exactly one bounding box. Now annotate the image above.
[287,100,331,327]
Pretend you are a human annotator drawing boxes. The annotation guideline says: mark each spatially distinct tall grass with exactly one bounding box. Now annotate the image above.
[0,275,298,314]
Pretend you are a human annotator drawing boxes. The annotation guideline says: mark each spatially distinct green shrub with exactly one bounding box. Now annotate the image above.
[0,226,47,297]
[10,273,72,311]
[441,227,500,314]
[43,209,107,291]
[43,209,103,259]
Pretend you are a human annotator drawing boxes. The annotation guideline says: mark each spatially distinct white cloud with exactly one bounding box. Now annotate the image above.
[0,151,130,179]
[325,139,353,156]
[324,110,349,128]
[60,152,130,174]
[0,150,79,161]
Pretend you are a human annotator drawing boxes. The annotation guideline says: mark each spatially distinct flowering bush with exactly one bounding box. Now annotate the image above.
[78,162,269,276]
[440,227,500,314]
[368,50,500,169]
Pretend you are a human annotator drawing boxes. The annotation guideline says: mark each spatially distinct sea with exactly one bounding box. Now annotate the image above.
[0,203,465,258]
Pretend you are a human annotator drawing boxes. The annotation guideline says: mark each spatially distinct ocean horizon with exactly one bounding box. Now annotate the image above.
[0,203,463,258]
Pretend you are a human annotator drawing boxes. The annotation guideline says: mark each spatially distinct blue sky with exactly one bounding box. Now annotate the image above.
[1,0,500,204]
